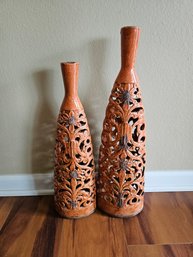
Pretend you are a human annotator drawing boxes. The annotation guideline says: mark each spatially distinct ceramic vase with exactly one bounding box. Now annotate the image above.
[98,27,146,217]
[54,62,96,218]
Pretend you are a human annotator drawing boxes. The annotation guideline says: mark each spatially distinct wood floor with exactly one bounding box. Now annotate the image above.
[0,192,192,257]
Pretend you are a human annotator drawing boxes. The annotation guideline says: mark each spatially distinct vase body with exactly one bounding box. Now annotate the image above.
[98,27,146,217]
[54,62,96,218]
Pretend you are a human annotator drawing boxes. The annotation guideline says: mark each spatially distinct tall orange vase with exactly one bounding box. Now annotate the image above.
[98,27,146,217]
[54,62,96,218]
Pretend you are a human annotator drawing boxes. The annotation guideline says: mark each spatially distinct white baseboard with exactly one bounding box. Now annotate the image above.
[0,173,54,196]
[0,170,193,196]
[145,170,193,192]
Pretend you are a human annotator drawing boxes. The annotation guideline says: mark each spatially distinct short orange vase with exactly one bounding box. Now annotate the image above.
[54,62,96,218]
[97,27,146,217]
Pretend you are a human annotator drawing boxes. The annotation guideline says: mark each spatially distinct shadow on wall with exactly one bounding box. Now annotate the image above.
[83,39,109,171]
[31,70,57,175]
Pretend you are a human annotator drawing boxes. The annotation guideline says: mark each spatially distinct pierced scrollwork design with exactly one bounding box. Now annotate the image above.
[98,82,146,216]
[54,109,96,217]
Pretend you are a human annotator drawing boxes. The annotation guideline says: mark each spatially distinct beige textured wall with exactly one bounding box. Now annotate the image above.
[0,0,193,175]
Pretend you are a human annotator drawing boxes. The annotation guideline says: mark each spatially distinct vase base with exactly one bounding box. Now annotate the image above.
[97,198,144,218]
[55,203,96,219]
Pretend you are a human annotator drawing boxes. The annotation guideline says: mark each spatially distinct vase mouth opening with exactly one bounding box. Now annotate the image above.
[61,62,79,66]
[121,26,140,33]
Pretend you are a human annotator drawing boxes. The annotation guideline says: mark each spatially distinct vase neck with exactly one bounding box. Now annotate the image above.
[61,62,79,97]
[121,26,140,69]
[60,62,83,110]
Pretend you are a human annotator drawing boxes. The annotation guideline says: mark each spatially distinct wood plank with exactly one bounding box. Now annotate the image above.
[54,210,112,257]
[127,244,193,257]
[31,197,56,257]
[108,217,129,257]
[169,244,193,257]
[0,197,19,232]
[176,191,193,241]
[0,196,49,257]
